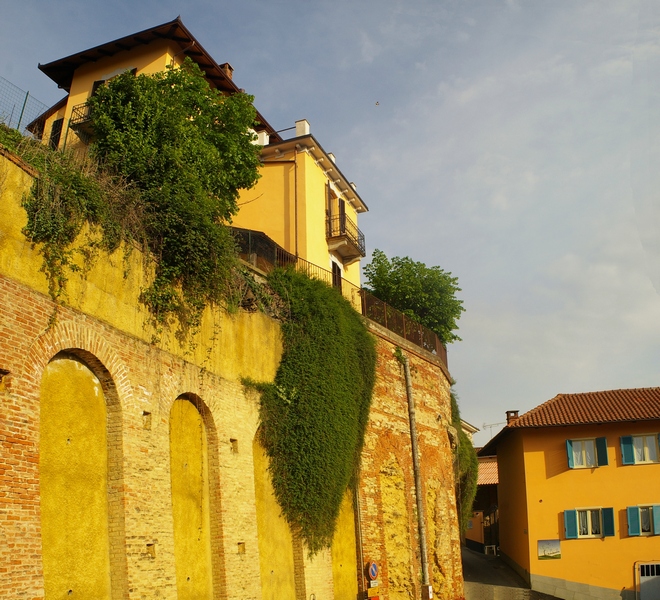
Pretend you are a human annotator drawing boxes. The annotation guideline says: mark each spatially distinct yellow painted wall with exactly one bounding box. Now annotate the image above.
[252,437,297,600]
[464,511,484,545]
[234,149,363,288]
[331,491,359,600]
[0,153,282,384]
[519,422,660,593]
[40,355,112,599]
[170,397,214,600]
[497,430,530,575]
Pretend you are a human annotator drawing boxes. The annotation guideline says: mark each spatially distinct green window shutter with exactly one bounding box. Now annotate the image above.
[627,506,641,536]
[653,506,660,536]
[564,510,578,539]
[566,440,575,468]
[621,436,635,465]
[602,507,615,537]
[596,437,608,466]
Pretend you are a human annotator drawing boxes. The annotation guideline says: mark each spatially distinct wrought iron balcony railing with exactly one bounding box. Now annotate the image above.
[69,102,92,127]
[233,227,447,368]
[326,214,366,261]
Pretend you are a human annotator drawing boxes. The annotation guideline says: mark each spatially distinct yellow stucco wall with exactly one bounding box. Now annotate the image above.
[170,397,214,600]
[252,436,297,600]
[497,430,530,575]
[40,355,112,599]
[519,422,660,593]
[234,148,363,289]
[331,491,359,600]
[0,153,282,384]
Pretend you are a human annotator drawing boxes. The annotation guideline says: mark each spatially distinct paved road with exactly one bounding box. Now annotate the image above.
[462,547,560,600]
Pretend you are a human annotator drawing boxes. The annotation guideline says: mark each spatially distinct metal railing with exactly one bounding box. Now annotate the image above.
[233,227,447,367]
[326,213,366,257]
[0,76,48,135]
[69,102,92,126]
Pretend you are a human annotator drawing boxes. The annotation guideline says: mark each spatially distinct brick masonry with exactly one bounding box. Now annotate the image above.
[0,152,465,599]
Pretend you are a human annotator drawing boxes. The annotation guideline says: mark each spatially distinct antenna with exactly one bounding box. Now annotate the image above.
[482,421,506,439]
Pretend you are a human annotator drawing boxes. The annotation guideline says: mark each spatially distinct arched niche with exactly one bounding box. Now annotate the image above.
[39,349,127,600]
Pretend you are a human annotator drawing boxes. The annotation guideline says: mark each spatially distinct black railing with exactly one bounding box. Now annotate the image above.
[233,227,447,368]
[69,102,92,126]
[326,213,366,257]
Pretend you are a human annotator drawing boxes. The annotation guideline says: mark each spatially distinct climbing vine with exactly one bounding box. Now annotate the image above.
[248,268,376,554]
[451,390,478,533]
[2,58,261,336]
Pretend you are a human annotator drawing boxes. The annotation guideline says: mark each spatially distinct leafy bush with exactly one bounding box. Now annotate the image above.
[251,269,376,554]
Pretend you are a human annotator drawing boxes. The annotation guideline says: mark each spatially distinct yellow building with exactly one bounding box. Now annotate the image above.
[480,388,660,600]
[29,17,368,291]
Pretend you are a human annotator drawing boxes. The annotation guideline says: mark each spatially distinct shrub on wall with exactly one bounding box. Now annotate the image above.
[250,268,376,554]
[451,390,478,533]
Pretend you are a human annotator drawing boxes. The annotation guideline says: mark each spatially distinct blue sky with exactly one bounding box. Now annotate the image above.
[2,1,660,446]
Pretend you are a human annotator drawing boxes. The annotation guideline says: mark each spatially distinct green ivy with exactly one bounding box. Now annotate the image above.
[249,268,376,554]
[451,390,478,533]
[2,59,262,337]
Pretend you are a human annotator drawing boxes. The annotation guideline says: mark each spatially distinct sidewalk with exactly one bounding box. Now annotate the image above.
[462,547,560,600]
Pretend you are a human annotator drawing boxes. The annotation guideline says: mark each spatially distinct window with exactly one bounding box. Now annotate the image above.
[566,437,608,468]
[627,505,660,536]
[564,508,615,539]
[621,435,660,465]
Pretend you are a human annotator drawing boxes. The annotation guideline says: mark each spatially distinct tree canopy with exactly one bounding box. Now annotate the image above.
[363,249,464,344]
[86,58,263,328]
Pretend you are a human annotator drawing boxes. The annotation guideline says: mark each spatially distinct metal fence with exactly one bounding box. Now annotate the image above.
[0,76,48,135]
[233,227,448,367]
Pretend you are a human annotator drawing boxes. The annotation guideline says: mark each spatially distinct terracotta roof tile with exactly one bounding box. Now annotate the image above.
[477,457,498,485]
[509,387,660,428]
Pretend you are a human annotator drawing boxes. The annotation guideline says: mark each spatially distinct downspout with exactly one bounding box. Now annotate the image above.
[354,465,367,596]
[397,349,431,595]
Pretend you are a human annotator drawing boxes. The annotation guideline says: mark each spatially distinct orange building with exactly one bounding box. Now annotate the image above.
[480,388,660,600]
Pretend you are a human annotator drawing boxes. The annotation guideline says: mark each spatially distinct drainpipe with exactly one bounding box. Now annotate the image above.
[398,350,431,597]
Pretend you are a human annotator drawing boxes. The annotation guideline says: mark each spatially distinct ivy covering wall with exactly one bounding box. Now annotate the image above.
[251,269,376,554]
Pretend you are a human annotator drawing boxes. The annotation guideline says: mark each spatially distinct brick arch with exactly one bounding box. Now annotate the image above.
[170,392,227,600]
[32,323,130,600]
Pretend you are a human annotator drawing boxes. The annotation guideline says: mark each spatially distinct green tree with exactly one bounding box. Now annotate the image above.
[88,58,262,328]
[363,249,464,344]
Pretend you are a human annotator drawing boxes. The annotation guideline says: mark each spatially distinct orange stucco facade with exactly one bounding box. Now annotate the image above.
[496,421,660,599]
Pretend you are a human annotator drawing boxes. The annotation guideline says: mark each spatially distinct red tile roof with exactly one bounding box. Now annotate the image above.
[479,387,660,457]
[509,387,660,428]
[477,457,499,485]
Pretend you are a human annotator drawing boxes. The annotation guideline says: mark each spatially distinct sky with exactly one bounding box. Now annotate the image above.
[2,0,660,446]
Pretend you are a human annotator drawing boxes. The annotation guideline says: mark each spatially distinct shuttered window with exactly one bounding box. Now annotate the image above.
[564,508,614,539]
[627,505,660,536]
[566,437,608,468]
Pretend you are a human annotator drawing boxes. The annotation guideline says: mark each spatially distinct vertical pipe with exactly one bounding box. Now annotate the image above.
[400,352,430,591]
[294,149,299,257]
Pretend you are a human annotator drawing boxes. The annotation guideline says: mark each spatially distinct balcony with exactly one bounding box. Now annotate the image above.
[326,214,366,265]
[68,102,93,144]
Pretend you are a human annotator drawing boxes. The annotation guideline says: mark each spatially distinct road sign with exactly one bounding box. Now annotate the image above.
[369,580,379,588]
[367,588,380,598]
[367,561,378,581]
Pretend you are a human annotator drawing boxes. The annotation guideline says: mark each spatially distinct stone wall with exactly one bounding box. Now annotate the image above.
[358,323,464,600]
[0,151,465,599]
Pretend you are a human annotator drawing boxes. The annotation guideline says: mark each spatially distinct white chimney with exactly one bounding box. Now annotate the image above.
[328,152,336,163]
[256,131,270,146]
[295,119,310,137]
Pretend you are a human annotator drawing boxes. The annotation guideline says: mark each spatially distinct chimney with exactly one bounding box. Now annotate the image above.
[506,410,519,425]
[295,119,310,137]
[256,131,270,146]
[220,62,234,80]
[327,152,336,163]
